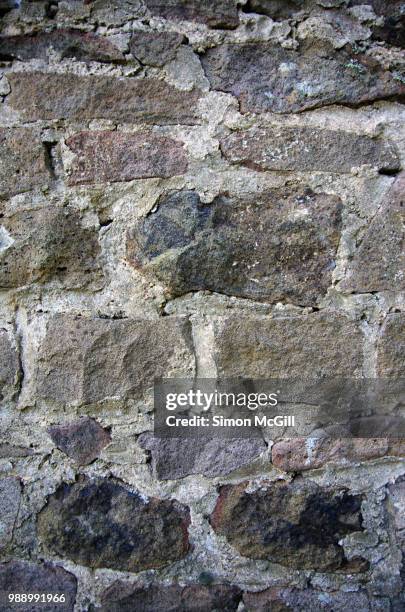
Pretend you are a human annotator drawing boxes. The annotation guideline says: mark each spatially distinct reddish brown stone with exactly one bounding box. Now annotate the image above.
[376,313,405,378]
[48,418,111,465]
[66,131,188,185]
[7,73,201,125]
[129,31,184,66]
[145,0,239,29]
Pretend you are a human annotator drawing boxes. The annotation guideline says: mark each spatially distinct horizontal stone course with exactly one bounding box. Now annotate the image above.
[144,0,240,29]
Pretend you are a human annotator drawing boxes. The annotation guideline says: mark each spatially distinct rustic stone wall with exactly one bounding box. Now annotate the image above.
[0,1,404,610]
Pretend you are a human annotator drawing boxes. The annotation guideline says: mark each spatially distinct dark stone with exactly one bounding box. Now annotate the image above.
[144,0,239,29]
[244,0,305,20]
[243,586,371,611]
[221,126,400,173]
[376,313,405,378]
[98,582,242,612]
[139,433,266,479]
[0,206,103,290]
[210,480,367,571]
[0,477,21,549]
[48,418,111,465]
[66,131,188,185]
[37,479,190,572]
[129,31,184,66]
[200,42,405,114]
[0,330,19,402]
[35,315,194,405]
[7,73,201,125]
[342,173,405,293]
[0,128,51,199]
[0,560,77,612]
[0,29,125,63]
[374,14,405,48]
[127,188,342,306]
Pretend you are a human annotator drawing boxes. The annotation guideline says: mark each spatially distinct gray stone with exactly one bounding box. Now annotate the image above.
[127,188,342,306]
[144,0,239,29]
[0,560,77,612]
[0,206,103,290]
[342,173,405,293]
[37,479,190,572]
[129,31,184,66]
[213,313,364,378]
[7,73,201,125]
[376,314,405,378]
[139,433,266,479]
[66,131,188,185]
[48,418,111,465]
[244,0,305,20]
[35,315,194,405]
[200,42,405,114]
[0,477,21,549]
[221,126,400,173]
[0,330,19,403]
[243,586,371,611]
[0,128,51,199]
[387,477,405,534]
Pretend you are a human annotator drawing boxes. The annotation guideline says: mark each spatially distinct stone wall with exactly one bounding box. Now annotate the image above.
[0,1,404,610]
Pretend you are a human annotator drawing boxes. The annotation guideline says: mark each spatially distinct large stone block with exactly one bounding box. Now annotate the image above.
[66,131,188,185]
[48,418,111,465]
[221,127,400,174]
[0,329,19,402]
[129,31,184,66]
[376,313,405,378]
[127,188,342,306]
[37,479,190,572]
[200,43,405,114]
[0,206,103,290]
[213,313,364,378]
[342,174,405,293]
[35,315,194,405]
[0,29,124,63]
[144,0,239,29]
[0,560,77,612]
[211,480,367,571]
[0,477,21,549]
[0,128,50,199]
[7,73,201,125]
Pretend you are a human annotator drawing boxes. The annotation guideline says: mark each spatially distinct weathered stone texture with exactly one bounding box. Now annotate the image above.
[0,30,125,62]
[388,477,405,534]
[38,479,190,571]
[243,586,371,612]
[7,73,201,125]
[98,582,242,612]
[376,314,405,378]
[0,207,103,290]
[342,174,405,293]
[0,329,19,402]
[139,433,266,479]
[35,315,194,404]
[211,480,366,571]
[213,313,364,378]
[0,128,50,199]
[144,0,240,29]
[129,31,184,66]
[0,477,21,549]
[0,560,77,612]
[221,127,400,173]
[66,131,188,185]
[128,188,342,306]
[48,418,111,465]
[244,0,305,20]
[200,43,405,114]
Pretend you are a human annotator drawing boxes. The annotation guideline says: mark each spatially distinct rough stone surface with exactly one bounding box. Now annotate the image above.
[0,560,77,612]
[48,418,111,465]
[376,313,405,377]
[139,433,266,479]
[0,128,50,199]
[388,477,405,534]
[66,131,188,185]
[244,0,305,20]
[35,315,194,404]
[128,188,342,306]
[0,206,103,290]
[0,329,19,402]
[221,127,400,173]
[0,477,21,549]
[342,173,405,293]
[144,0,240,29]
[98,582,242,612]
[129,31,184,66]
[37,479,190,572]
[243,586,371,611]
[211,480,367,571]
[7,73,201,125]
[201,43,405,114]
[213,313,364,378]
[0,30,125,62]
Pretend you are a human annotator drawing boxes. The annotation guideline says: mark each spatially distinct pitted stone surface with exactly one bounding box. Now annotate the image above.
[144,0,240,29]
[201,42,405,114]
[127,188,342,306]
[35,315,194,404]
[0,330,19,402]
[48,418,111,465]
[0,477,21,550]
[37,479,190,572]
[211,480,366,571]
[66,131,188,185]
[376,313,405,378]
[7,73,201,125]
[129,31,184,66]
